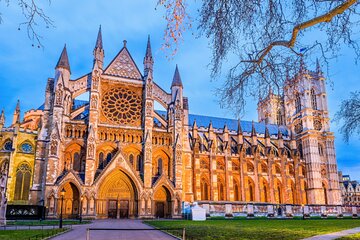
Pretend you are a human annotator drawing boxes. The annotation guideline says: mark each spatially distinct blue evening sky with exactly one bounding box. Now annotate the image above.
[0,1,359,179]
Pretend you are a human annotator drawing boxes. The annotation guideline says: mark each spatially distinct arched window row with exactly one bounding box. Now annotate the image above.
[65,125,87,139]
[98,131,143,143]
[97,151,114,170]
[128,153,143,172]
[64,147,86,172]
[152,136,172,145]
[153,157,170,177]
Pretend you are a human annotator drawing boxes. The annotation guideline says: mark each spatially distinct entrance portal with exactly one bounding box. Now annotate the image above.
[58,182,80,219]
[97,169,138,218]
[154,186,172,218]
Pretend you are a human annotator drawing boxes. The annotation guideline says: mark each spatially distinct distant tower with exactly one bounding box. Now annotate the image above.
[284,60,341,205]
[257,88,285,125]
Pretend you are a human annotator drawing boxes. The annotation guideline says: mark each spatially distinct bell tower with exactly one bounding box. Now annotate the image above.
[284,59,341,205]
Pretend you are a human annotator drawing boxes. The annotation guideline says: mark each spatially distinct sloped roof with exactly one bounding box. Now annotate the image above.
[155,110,289,136]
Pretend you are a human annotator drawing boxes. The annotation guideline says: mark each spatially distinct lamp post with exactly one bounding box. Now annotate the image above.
[302,204,305,220]
[79,196,83,223]
[59,189,66,229]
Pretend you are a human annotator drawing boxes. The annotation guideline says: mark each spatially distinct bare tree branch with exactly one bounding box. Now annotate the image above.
[0,0,54,47]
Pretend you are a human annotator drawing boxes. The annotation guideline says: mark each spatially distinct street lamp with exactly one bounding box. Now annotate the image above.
[59,189,66,229]
[79,196,83,223]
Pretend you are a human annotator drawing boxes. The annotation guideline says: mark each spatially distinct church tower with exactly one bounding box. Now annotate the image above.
[257,88,285,125]
[283,59,341,205]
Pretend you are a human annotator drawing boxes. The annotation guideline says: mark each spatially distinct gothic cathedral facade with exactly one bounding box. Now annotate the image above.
[0,27,341,219]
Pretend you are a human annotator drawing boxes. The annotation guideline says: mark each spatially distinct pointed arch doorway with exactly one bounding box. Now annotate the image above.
[98,169,138,219]
[154,186,172,218]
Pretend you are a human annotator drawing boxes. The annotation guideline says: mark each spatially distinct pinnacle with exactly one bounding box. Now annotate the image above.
[15,99,20,112]
[55,44,71,73]
[95,25,103,49]
[251,120,257,137]
[171,64,183,88]
[145,35,152,59]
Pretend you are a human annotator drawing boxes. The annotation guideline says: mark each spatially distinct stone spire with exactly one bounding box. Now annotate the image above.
[251,120,256,137]
[316,58,322,75]
[56,45,71,73]
[12,100,20,125]
[171,65,183,88]
[95,25,103,50]
[144,35,154,76]
[93,25,104,70]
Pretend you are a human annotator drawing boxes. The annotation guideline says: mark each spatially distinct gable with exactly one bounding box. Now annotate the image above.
[104,47,142,80]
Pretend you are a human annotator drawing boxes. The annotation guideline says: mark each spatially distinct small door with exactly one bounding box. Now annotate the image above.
[156,202,165,218]
[119,200,129,219]
[108,200,118,219]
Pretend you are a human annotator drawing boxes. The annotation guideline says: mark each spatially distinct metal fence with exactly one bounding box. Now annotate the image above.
[86,228,186,240]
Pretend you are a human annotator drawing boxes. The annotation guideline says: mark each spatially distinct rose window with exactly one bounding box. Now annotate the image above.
[102,87,142,125]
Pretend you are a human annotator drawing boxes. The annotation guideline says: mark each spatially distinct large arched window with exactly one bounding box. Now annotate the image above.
[233,180,240,201]
[129,154,134,167]
[218,181,225,201]
[311,89,317,110]
[201,178,209,200]
[295,93,301,113]
[157,158,163,175]
[73,152,80,172]
[106,153,112,164]
[318,144,324,156]
[136,154,142,172]
[14,163,32,201]
[98,152,104,169]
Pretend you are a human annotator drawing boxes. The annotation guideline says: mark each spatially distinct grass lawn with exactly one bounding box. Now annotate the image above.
[145,219,360,240]
[338,233,360,240]
[0,228,66,240]
[7,219,91,226]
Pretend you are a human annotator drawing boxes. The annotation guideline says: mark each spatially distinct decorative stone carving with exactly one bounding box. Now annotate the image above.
[91,95,98,109]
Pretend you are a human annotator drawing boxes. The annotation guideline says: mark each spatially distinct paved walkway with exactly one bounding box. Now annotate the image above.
[50,219,177,240]
[302,227,360,240]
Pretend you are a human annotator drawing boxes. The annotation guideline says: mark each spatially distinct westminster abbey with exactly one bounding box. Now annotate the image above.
[0,27,341,220]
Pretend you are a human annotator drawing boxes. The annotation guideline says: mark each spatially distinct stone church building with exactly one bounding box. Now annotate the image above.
[0,27,341,220]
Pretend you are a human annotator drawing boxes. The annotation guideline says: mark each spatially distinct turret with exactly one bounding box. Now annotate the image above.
[12,100,20,126]
[144,35,154,77]
[93,25,104,70]
[55,45,71,82]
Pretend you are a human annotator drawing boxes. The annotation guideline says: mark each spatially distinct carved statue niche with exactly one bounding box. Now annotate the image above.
[146,101,153,117]
[91,95,98,109]
[146,79,152,97]
[88,144,94,158]
[55,88,63,105]
[50,140,58,156]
